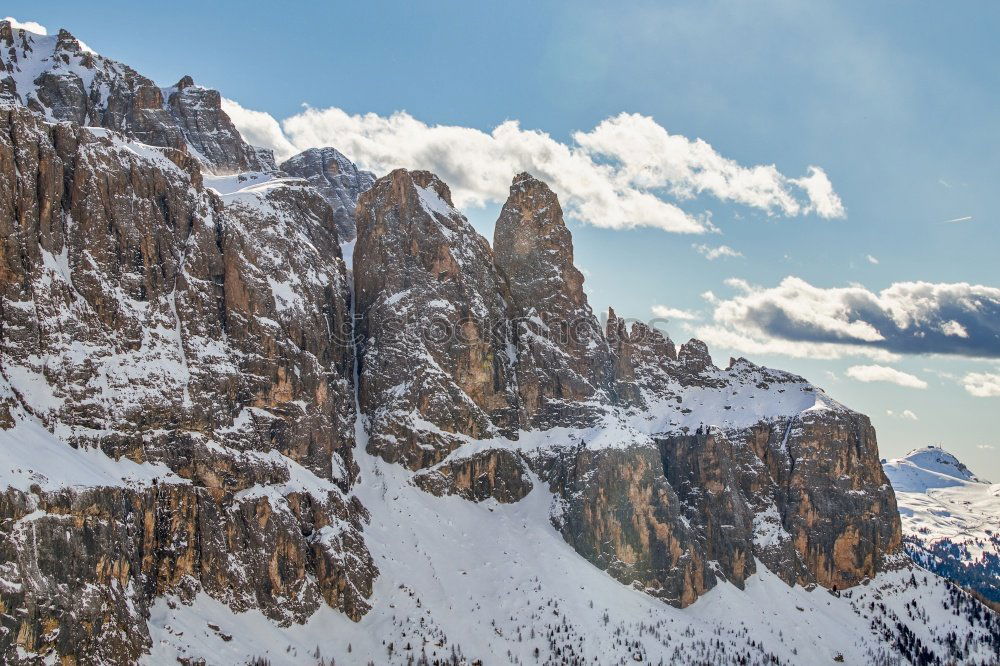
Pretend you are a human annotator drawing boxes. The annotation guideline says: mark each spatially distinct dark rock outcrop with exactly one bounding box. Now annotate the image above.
[533,441,713,605]
[414,448,533,503]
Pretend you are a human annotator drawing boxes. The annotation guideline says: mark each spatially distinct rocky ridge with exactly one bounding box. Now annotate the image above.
[0,18,995,666]
[355,165,902,603]
[0,24,271,174]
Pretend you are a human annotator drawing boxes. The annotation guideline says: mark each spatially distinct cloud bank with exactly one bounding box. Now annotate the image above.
[697,277,1000,360]
[223,102,844,234]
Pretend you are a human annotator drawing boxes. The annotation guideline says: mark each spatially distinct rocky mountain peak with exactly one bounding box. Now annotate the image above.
[678,338,715,372]
[54,28,85,52]
[411,169,454,205]
[354,167,519,468]
[494,172,615,428]
[0,27,269,174]
[494,171,585,306]
[280,147,375,241]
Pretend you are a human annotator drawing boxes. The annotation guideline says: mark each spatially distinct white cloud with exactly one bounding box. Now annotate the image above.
[866,254,879,265]
[651,305,698,321]
[977,444,995,450]
[221,98,299,161]
[701,276,1000,359]
[940,320,968,338]
[942,215,972,224]
[790,166,845,218]
[693,244,743,260]
[571,114,844,218]
[225,102,845,234]
[3,17,47,35]
[962,372,1000,397]
[886,409,918,421]
[846,365,928,389]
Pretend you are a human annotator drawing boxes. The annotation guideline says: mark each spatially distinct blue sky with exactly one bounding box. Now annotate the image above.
[10,1,999,476]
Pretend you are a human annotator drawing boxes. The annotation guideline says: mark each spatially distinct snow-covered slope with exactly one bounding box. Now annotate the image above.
[145,437,1000,666]
[885,447,1000,607]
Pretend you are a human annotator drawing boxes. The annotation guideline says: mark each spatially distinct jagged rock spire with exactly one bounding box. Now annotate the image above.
[493,172,616,427]
[354,168,519,468]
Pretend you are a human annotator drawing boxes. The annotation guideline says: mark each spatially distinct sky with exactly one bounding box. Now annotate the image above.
[8,1,999,477]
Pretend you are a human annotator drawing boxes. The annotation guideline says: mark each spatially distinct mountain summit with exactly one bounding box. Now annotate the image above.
[885,447,1000,608]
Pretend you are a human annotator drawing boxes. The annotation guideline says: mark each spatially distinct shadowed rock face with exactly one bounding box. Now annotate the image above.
[532,442,714,606]
[493,172,617,428]
[281,147,376,242]
[415,448,533,504]
[0,483,374,664]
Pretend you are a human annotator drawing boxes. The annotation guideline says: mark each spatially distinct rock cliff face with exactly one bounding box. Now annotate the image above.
[280,147,375,242]
[353,169,519,469]
[0,18,935,665]
[0,480,372,663]
[0,97,374,663]
[493,173,617,428]
[367,170,901,606]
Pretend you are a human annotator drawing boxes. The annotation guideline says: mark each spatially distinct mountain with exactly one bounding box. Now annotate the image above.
[280,147,376,244]
[0,19,998,664]
[884,446,1000,608]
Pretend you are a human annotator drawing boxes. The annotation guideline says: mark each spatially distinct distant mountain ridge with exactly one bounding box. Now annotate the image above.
[884,446,1000,608]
